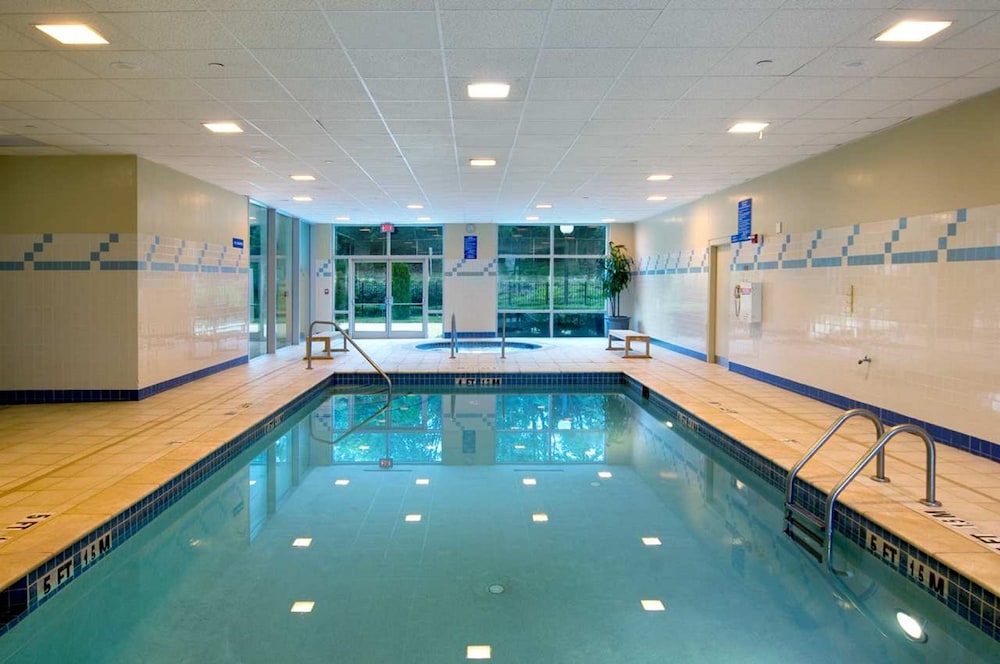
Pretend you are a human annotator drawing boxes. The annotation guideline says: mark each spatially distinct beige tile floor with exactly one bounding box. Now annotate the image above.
[1,338,999,609]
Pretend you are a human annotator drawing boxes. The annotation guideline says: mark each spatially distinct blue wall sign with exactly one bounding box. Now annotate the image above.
[730,198,752,243]
[232,237,244,249]
[463,235,478,259]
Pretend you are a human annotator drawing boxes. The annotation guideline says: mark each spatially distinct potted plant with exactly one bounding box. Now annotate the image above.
[601,241,632,333]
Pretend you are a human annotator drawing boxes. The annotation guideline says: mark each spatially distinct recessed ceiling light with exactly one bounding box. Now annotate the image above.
[203,122,243,134]
[405,514,422,522]
[522,478,537,486]
[513,444,526,449]
[290,601,315,613]
[415,478,430,485]
[532,513,549,522]
[468,82,510,99]
[535,203,553,209]
[646,174,672,181]
[728,121,769,134]
[641,599,666,612]
[646,195,667,202]
[417,216,431,221]
[469,158,496,167]
[334,479,350,486]
[597,471,613,479]
[293,196,312,202]
[602,218,616,222]
[335,216,350,221]
[36,24,109,45]
[407,203,424,209]
[525,215,540,221]
[876,20,951,42]
[292,538,313,547]
[642,537,662,546]
[466,645,492,660]
[290,174,315,181]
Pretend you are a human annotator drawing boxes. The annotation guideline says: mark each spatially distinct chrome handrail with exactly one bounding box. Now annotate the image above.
[500,312,507,359]
[785,408,886,508]
[450,313,457,359]
[305,320,392,391]
[824,423,941,573]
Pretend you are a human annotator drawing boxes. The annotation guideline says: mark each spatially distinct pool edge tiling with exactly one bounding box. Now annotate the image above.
[1,339,999,645]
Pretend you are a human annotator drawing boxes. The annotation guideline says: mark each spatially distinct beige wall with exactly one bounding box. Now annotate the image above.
[0,155,137,234]
[639,87,1000,252]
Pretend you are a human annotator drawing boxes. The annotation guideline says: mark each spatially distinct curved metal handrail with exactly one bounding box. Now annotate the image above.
[305,320,392,392]
[310,397,392,446]
[824,423,941,573]
[785,408,886,507]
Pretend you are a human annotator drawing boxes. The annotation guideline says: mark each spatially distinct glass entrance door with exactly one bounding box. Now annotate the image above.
[350,260,427,338]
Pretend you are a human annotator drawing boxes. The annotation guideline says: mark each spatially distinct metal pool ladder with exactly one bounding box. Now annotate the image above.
[783,409,941,574]
[305,320,392,392]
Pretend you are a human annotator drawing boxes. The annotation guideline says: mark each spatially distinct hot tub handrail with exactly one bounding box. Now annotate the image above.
[306,320,392,391]
[500,312,507,359]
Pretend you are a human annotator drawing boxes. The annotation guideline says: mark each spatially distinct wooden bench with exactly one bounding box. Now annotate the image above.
[606,329,651,358]
[306,330,347,359]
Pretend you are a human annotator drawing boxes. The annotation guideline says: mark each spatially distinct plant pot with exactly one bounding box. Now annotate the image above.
[604,315,631,335]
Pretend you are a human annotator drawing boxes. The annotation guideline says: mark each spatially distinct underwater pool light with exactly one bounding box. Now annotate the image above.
[896,611,927,642]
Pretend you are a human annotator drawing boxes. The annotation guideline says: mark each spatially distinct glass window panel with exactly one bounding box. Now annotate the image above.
[499,225,550,255]
[553,313,605,337]
[551,432,605,462]
[498,312,549,337]
[387,433,442,463]
[334,259,349,312]
[497,257,549,310]
[550,394,609,429]
[335,226,385,255]
[275,213,294,349]
[333,432,384,463]
[553,258,603,310]
[554,225,606,255]
[248,202,267,358]
[496,432,550,463]
[390,226,443,256]
[428,259,442,310]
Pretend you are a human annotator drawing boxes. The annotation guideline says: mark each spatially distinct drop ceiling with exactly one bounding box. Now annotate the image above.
[1,1,998,225]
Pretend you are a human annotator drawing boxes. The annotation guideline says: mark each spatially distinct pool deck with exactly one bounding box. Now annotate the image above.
[1,338,999,610]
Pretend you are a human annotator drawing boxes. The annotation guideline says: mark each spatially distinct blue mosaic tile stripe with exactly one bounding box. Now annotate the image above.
[649,337,707,361]
[442,331,497,339]
[0,377,331,637]
[330,372,625,387]
[0,356,249,405]
[728,362,1000,463]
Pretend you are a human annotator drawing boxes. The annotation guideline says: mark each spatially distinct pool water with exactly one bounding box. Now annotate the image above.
[0,389,996,663]
[414,340,542,353]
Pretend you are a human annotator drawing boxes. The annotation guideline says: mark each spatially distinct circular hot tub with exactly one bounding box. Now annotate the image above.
[415,341,542,354]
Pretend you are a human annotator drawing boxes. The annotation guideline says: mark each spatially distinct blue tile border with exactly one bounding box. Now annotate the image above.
[649,336,707,361]
[728,362,1000,463]
[0,356,249,405]
[0,368,997,645]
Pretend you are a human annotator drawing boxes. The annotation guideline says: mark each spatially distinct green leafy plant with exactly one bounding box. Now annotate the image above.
[601,241,632,318]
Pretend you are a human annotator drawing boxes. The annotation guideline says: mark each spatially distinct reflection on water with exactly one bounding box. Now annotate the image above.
[0,390,996,664]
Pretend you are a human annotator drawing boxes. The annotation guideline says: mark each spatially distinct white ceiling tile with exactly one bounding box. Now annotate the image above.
[250,120,327,135]
[937,13,1000,49]
[73,100,169,119]
[838,116,909,133]
[262,77,362,101]
[803,98,895,118]
[518,120,588,135]
[536,48,635,78]
[882,49,1000,77]
[0,80,60,101]
[389,119,453,135]
[916,76,1000,100]
[592,100,671,120]
[444,49,537,79]
[869,98,958,118]
[351,50,444,78]
[228,101,315,121]
[683,76,780,99]
[606,77,693,100]
[302,101,379,120]
[440,11,547,49]
[376,100,451,119]
[546,10,660,48]
[154,100,237,119]
[528,77,615,101]
[625,48,730,77]
[0,52,96,79]
[113,78,215,101]
[524,100,600,121]
[708,48,826,76]
[3,101,102,120]
[106,11,243,50]
[663,98,749,118]
[215,11,335,49]
[366,78,447,102]
[195,78,293,102]
[841,76,954,100]
[743,9,886,48]
[760,76,867,99]
[330,11,440,49]
[777,117,856,133]
[452,100,523,120]
[155,49,271,78]
[644,9,773,48]
[792,47,920,77]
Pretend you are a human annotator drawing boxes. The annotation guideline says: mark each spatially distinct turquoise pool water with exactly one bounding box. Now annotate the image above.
[0,388,996,663]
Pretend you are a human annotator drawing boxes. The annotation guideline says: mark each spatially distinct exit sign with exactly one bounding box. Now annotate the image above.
[381,223,394,233]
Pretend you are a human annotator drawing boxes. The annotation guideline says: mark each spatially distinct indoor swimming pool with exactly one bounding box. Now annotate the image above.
[415,341,543,353]
[0,387,996,663]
